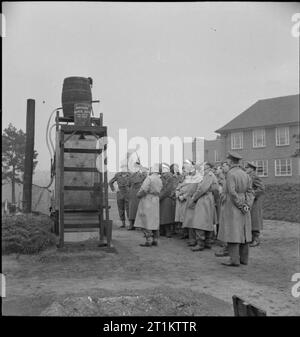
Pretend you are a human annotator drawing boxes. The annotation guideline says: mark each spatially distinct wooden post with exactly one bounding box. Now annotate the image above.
[58,131,65,247]
[23,99,35,213]
[103,130,112,247]
[99,113,103,127]
[98,143,104,245]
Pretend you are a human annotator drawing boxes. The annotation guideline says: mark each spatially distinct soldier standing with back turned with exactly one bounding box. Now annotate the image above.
[109,164,131,228]
[217,152,254,267]
[245,161,265,247]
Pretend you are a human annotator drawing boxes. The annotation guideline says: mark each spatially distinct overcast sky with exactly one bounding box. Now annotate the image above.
[2,2,299,170]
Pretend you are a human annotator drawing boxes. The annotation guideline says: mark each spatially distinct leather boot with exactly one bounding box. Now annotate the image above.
[191,244,204,252]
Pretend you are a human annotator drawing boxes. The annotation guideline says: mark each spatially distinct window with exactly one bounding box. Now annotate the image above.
[275,159,292,176]
[276,127,289,146]
[214,150,220,162]
[231,132,243,149]
[253,129,266,148]
[252,160,268,177]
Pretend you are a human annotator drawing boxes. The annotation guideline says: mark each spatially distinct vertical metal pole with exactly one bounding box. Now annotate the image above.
[23,99,35,213]
[58,130,65,247]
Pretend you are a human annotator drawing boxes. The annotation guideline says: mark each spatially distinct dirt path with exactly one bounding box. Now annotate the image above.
[2,201,300,316]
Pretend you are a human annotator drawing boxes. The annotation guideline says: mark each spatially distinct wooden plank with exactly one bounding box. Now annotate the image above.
[63,134,100,210]
[64,212,99,219]
[64,228,98,233]
[64,167,98,172]
[61,125,106,135]
[232,295,267,316]
[64,186,101,191]
[64,148,102,154]
[59,131,65,248]
[64,223,99,229]
[64,219,99,225]
[64,208,103,212]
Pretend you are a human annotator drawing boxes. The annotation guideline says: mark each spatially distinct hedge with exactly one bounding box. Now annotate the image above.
[2,213,57,254]
[263,183,300,223]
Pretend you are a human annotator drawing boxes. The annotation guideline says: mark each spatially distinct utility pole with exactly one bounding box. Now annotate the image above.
[23,99,35,213]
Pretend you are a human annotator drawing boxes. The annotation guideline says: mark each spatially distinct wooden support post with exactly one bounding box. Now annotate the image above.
[23,99,35,213]
[103,130,112,247]
[104,149,109,221]
[98,143,104,245]
[58,131,65,248]
[99,113,103,127]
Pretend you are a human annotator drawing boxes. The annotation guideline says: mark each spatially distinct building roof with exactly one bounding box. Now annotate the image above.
[215,94,299,133]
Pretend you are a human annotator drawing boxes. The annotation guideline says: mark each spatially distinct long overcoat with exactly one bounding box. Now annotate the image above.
[217,165,254,243]
[134,173,163,230]
[172,173,184,222]
[159,172,176,225]
[128,171,147,220]
[181,179,199,229]
[191,171,218,231]
[175,181,189,223]
[249,171,265,231]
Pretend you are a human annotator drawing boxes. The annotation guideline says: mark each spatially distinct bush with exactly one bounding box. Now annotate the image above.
[2,213,58,254]
[263,183,300,223]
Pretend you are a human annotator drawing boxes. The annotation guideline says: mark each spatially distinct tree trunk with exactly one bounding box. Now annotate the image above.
[11,166,17,214]
[11,166,16,205]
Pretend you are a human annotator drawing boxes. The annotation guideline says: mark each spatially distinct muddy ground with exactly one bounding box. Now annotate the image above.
[2,199,300,316]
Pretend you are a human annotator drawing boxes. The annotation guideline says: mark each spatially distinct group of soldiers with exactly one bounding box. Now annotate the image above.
[109,151,265,267]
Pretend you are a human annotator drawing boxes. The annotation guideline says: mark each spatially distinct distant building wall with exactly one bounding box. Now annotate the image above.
[203,138,225,164]
[202,123,299,184]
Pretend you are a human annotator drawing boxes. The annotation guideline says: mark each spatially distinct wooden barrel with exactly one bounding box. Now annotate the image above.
[61,77,92,117]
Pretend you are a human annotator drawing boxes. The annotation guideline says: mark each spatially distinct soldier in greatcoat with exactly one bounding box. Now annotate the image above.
[174,164,190,239]
[245,161,265,247]
[109,164,131,228]
[134,164,163,247]
[188,162,219,251]
[170,163,183,235]
[159,163,176,237]
[215,160,230,257]
[213,165,225,236]
[128,163,147,230]
[181,163,203,246]
[217,152,254,267]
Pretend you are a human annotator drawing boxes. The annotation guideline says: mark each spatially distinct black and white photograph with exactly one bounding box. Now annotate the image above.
[1,1,300,323]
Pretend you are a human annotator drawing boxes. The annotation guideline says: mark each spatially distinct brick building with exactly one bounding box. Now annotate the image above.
[202,94,299,184]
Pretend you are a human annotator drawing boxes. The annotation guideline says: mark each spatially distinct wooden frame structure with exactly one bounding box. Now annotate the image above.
[55,112,112,248]
[232,295,267,316]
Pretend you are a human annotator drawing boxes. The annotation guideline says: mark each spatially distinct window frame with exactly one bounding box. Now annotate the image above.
[214,150,220,163]
[253,159,268,177]
[274,159,292,176]
[231,132,243,150]
[253,128,266,148]
[275,126,289,146]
